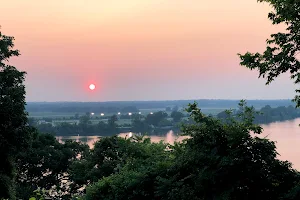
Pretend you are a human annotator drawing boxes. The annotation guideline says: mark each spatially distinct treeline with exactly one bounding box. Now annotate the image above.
[33,115,120,136]
[33,111,187,136]
[34,105,300,136]
[217,105,300,124]
[255,105,300,124]
[26,102,139,113]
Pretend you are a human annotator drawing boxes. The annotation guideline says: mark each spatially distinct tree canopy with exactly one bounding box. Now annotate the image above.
[84,101,300,200]
[0,30,33,200]
[239,0,300,106]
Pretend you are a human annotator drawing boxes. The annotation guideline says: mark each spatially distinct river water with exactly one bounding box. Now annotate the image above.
[260,118,300,170]
[57,118,300,170]
[56,130,187,149]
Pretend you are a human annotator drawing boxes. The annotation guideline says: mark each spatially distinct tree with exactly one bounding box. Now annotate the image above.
[0,29,32,199]
[107,114,118,134]
[16,132,89,199]
[108,114,118,127]
[131,118,150,133]
[79,115,90,127]
[156,101,300,200]
[70,136,158,194]
[217,110,231,119]
[84,136,170,200]
[171,111,184,123]
[172,105,179,112]
[144,111,168,126]
[158,118,172,127]
[239,0,300,107]
[36,123,56,134]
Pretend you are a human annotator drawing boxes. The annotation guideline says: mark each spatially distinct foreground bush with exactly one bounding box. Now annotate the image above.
[84,101,300,200]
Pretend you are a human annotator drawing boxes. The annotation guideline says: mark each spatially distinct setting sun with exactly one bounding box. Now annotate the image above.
[89,84,96,90]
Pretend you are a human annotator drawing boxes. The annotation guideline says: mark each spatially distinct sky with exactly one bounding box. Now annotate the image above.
[0,0,296,102]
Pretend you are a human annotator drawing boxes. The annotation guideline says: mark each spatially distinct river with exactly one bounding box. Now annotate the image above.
[56,130,187,149]
[57,118,300,170]
[260,118,300,170]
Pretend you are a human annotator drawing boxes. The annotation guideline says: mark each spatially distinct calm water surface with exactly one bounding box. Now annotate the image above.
[261,118,300,170]
[57,130,186,149]
[57,119,300,170]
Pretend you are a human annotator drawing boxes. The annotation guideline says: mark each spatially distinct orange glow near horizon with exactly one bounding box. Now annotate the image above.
[0,0,294,101]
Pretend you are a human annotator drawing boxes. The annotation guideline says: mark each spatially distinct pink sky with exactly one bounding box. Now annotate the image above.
[1,0,295,101]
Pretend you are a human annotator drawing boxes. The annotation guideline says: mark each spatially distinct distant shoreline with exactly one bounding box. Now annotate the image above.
[26,99,293,103]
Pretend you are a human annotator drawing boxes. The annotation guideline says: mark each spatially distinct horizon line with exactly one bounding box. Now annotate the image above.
[26,99,294,103]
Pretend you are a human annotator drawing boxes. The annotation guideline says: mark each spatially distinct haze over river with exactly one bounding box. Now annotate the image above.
[57,118,300,170]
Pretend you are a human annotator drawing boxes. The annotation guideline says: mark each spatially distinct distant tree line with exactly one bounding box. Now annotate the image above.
[26,103,139,113]
[32,110,187,136]
[32,114,120,136]
[32,104,300,136]
[255,105,300,124]
[217,105,300,124]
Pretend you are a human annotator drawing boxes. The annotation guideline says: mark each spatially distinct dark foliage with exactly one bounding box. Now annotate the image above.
[239,0,300,107]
